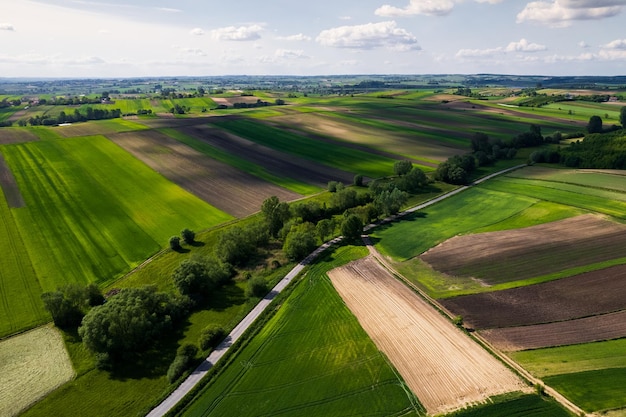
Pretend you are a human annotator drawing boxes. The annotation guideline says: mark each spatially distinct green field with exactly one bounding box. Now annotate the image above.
[211,118,398,178]
[445,393,571,417]
[177,245,424,417]
[544,368,626,412]
[0,135,232,336]
[372,186,539,261]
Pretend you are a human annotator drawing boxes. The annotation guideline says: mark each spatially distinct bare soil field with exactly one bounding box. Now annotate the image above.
[177,123,356,186]
[421,215,626,284]
[107,130,300,217]
[329,257,526,415]
[211,96,263,107]
[481,310,626,351]
[0,128,39,145]
[0,153,25,208]
[441,263,626,329]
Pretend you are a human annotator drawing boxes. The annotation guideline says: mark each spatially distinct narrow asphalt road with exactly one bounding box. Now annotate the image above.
[146,164,527,417]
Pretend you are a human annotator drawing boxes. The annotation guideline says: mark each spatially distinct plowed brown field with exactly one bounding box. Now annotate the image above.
[0,153,24,208]
[441,264,626,329]
[481,310,626,351]
[108,130,300,217]
[0,128,38,145]
[329,257,526,415]
[421,215,626,284]
[176,124,355,186]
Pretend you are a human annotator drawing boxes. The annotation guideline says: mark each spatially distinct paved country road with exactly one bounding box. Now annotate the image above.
[146,165,526,417]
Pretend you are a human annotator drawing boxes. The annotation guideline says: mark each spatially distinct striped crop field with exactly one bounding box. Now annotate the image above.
[211,118,398,179]
[177,245,424,417]
[1,135,232,335]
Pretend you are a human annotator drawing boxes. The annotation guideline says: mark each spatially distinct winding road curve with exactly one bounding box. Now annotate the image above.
[146,164,530,417]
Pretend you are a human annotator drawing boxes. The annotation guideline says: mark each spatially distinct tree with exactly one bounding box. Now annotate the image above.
[374,188,408,217]
[216,226,256,265]
[172,257,231,296]
[587,115,603,134]
[396,167,428,192]
[393,160,413,176]
[316,218,334,242]
[181,228,195,244]
[470,132,491,153]
[169,236,181,251]
[78,286,189,360]
[246,276,268,298]
[620,106,626,127]
[41,283,104,328]
[341,214,363,241]
[261,196,290,237]
[353,174,364,187]
[283,222,317,261]
[327,181,340,193]
[198,325,225,350]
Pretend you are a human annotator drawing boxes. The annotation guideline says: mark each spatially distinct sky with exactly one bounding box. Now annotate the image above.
[1,0,625,78]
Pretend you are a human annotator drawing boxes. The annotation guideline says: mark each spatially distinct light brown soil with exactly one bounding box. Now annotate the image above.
[441,263,626,330]
[0,153,24,208]
[0,128,38,145]
[107,130,300,217]
[421,215,626,284]
[481,310,626,351]
[329,257,526,415]
[210,96,263,107]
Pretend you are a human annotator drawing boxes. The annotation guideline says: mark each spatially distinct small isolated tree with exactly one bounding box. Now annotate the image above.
[167,343,198,383]
[587,115,603,134]
[198,325,225,350]
[181,228,195,244]
[261,196,291,237]
[353,174,364,187]
[327,181,340,193]
[169,236,181,251]
[393,160,413,176]
[246,276,268,298]
[341,214,363,241]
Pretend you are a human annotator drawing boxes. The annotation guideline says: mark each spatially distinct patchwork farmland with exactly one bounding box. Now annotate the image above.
[1,80,624,417]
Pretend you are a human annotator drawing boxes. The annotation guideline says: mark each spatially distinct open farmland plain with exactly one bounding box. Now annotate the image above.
[0,84,619,417]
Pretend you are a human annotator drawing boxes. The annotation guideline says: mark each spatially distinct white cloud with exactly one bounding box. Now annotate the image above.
[505,38,547,52]
[190,28,205,36]
[457,38,546,57]
[277,33,312,41]
[275,49,310,59]
[579,41,590,48]
[157,7,181,13]
[339,16,352,20]
[602,39,626,49]
[211,24,264,41]
[517,0,625,27]
[0,23,15,31]
[316,21,420,51]
[0,53,106,66]
[375,0,455,17]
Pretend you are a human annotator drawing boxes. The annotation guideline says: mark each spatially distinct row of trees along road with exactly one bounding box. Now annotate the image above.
[40,159,434,373]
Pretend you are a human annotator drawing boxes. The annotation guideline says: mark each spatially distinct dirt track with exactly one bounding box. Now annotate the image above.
[329,257,526,415]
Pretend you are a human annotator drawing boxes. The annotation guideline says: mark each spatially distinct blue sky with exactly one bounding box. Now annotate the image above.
[1,0,625,77]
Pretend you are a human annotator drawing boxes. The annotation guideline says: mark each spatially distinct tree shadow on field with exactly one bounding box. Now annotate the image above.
[108,320,188,381]
[173,247,191,254]
[372,211,427,234]
[188,240,205,248]
[201,283,246,313]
